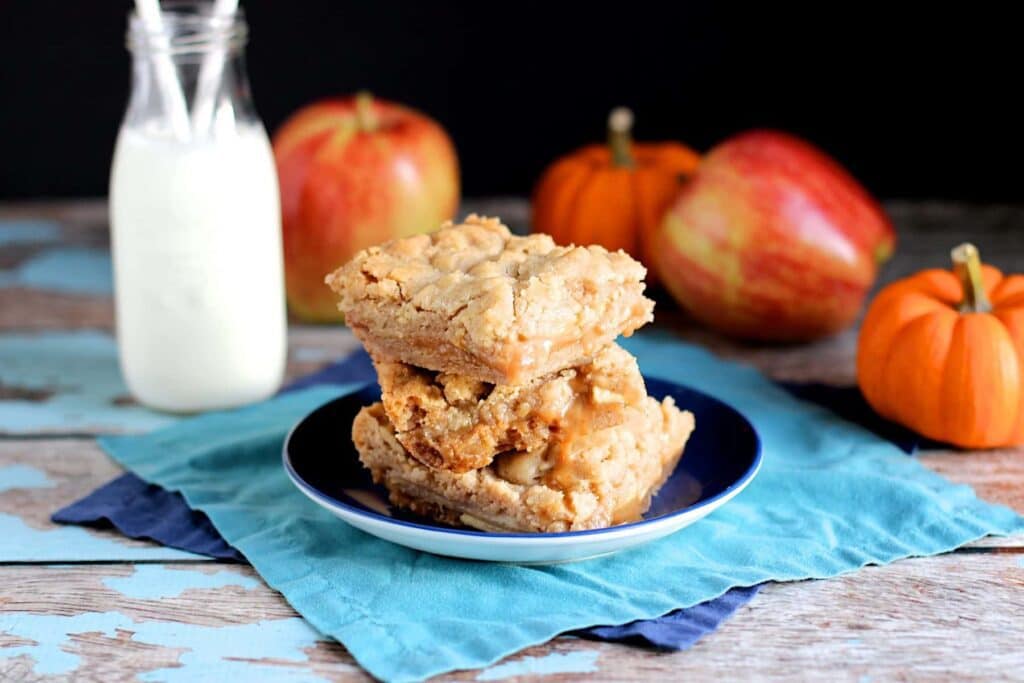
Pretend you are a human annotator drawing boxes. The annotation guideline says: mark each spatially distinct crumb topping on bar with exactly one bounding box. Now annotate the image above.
[325,215,654,383]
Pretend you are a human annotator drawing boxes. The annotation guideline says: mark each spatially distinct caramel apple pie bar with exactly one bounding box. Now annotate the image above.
[325,215,655,385]
[352,397,695,533]
[374,342,646,473]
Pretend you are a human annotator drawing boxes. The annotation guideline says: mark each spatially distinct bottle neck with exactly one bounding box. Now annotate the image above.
[127,6,246,53]
[123,2,254,141]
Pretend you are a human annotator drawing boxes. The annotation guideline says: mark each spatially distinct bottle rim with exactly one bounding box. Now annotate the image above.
[126,0,248,55]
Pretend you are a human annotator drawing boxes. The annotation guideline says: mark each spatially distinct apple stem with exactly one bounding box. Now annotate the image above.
[355,91,378,132]
[608,107,635,168]
[951,242,991,313]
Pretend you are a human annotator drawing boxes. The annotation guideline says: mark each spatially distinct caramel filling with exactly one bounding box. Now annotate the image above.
[493,373,649,523]
[502,298,651,379]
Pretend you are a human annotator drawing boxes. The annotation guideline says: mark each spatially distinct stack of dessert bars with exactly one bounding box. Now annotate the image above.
[326,215,695,533]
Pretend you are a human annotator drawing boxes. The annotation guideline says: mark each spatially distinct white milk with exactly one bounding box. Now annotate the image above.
[109,124,286,412]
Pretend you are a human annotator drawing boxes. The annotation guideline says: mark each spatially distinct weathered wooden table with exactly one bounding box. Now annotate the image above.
[0,199,1021,682]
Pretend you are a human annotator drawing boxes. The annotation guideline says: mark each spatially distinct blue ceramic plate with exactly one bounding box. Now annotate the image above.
[283,377,761,563]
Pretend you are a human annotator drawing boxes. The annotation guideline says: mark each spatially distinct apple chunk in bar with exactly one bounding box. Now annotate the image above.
[373,342,646,473]
[352,396,694,533]
[325,214,655,385]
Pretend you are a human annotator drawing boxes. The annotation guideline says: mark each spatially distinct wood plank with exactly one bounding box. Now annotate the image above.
[0,200,109,248]
[0,288,113,331]
[0,439,204,562]
[1,552,1022,681]
[919,446,1024,547]
[0,203,113,331]
[919,447,1024,515]
[0,327,361,436]
[0,330,176,435]
[0,564,363,681]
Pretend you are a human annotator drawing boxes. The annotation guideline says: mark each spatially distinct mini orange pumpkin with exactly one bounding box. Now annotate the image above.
[531,108,700,280]
[857,244,1024,448]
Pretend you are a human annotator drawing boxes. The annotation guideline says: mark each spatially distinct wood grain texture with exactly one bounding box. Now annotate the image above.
[0,439,204,562]
[0,327,360,436]
[0,440,125,533]
[2,553,1022,681]
[920,447,1024,546]
[0,289,114,331]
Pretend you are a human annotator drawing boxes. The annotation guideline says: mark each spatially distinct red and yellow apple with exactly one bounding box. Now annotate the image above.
[653,130,895,341]
[273,93,459,322]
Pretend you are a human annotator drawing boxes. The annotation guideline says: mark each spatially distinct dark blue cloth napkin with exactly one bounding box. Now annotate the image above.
[53,347,917,651]
[53,472,244,561]
[574,584,760,648]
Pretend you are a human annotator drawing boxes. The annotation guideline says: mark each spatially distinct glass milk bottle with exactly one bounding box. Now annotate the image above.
[110,3,286,412]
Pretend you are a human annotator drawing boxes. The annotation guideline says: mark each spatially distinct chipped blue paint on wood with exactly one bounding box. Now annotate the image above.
[103,565,260,600]
[0,466,203,562]
[475,651,600,680]
[0,513,201,562]
[0,220,61,245]
[0,247,113,295]
[0,612,330,682]
[0,331,175,433]
[0,464,55,492]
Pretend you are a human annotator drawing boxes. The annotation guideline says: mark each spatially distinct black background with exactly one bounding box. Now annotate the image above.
[1,1,1021,201]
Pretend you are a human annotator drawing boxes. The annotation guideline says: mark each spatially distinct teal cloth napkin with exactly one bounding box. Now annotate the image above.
[99,331,1024,682]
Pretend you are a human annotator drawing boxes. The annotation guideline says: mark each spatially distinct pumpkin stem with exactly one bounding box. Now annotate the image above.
[354,91,378,132]
[951,243,991,313]
[608,107,635,168]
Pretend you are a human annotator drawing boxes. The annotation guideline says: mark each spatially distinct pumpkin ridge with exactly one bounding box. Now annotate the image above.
[995,292,1024,310]
[903,269,962,305]
[562,166,601,246]
[980,264,1004,298]
[875,308,953,427]
[857,290,950,418]
[990,273,1024,303]
[541,163,597,245]
[982,314,1021,445]
[939,316,972,445]
[885,309,956,441]
[537,158,585,192]
[993,307,1024,442]
[942,314,1021,447]
[990,274,1024,310]
[532,157,586,209]
[629,167,650,264]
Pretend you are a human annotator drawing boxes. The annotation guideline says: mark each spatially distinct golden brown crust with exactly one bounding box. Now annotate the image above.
[373,343,646,473]
[351,397,695,533]
[325,215,655,385]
